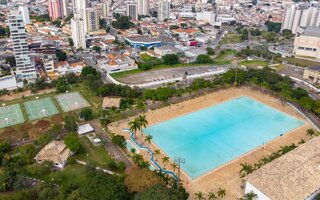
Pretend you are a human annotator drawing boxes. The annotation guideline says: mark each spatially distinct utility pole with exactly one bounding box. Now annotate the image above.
[174,156,185,189]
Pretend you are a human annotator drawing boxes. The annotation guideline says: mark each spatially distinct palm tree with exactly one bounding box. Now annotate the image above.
[195,191,205,200]
[138,115,148,144]
[243,191,258,200]
[130,148,136,155]
[239,163,253,178]
[145,134,153,147]
[132,154,143,165]
[217,188,226,199]
[306,128,316,138]
[154,149,160,161]
[129,119,139,139]
[171,162,178,173]
[208,192,217,200]
[162,156,170,169]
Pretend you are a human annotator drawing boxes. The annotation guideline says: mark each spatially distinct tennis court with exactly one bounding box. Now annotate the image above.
[24,97,59,121]
[55,92,90,112]
[0,104,25,128]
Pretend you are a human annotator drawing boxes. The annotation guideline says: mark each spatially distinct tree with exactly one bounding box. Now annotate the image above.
[68,38,74,47]
[145,134,153,147]
[137,115,148,144]
[154,149,160,161]
[55,78,70,93]
[124,167,163,193]
[162,156,170,169]
[242,192,258,200]
[52,19,62,27]
[134,184,183,200]
[282,29,293,39]
[195,191,205,200]
[162,54,179,65]
[208,192,217,200]
[64,132,81,153]
[56,50,67,61]
[306,128,316,138]
[129,118,140,138]
[93,45,102,53]
[112,135,126,148]
[112,16,134,29]
[206,47,215,55]
[196,54,213,64]
[0,25,6,36]
[79,108,93,121]
[217,188,226,199]
[170,162,178,173]
[239,163,253,177]
[81,66,99,79]
[64,115,78,132]
[5,56,15,67]
[80,171,128,200]
[265,21,281,33]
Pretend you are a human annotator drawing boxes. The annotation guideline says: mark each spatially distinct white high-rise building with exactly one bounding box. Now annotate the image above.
[7,9,37,81]
[158,0,170,21]
[71,14,86,49]
[18,6,30,24]
[196,11,215,24]
[126,3,138,21]
[281,2,320,34]
[137,0,149,16]
[62,0,68,16]
[102,2,111,17]
[72,0,88,16]
[86,8,99,32]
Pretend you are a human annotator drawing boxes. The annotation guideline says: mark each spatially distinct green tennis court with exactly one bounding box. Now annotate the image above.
[24,97,59,121]
[55,92,90,112]
[0,104,25,128]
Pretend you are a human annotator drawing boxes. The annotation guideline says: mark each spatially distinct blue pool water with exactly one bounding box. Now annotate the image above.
[143,96,304,179]
[126,139,140,154]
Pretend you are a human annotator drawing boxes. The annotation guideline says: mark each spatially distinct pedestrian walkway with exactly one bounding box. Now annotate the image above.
[123,128,177,180]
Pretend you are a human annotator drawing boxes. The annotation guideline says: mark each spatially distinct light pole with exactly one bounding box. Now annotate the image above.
[174,156,185,189]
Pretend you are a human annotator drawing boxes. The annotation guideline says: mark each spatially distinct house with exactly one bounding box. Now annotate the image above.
[303,66,320,84]
[97,54,137,73]
[245,137,320,200]
[102,97,121,110]
[48,61,85,79]
[35,140,71,168]
[154,45,181,57]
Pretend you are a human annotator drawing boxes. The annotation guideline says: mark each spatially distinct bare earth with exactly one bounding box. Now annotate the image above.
[108,87,313,199]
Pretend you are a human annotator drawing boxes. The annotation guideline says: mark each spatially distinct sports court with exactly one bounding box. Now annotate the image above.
[55,92,90,112]
[0,104,25,128]
[24,97,59,121]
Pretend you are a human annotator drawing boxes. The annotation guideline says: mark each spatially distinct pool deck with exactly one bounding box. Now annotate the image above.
[108,87,313,199]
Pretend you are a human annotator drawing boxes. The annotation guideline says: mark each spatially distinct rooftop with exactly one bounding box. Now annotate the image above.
[246,136,320,200]
[35,140,71,165]
[303,26,320,37]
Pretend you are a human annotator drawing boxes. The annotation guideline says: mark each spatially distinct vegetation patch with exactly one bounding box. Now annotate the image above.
[240,60,269,68]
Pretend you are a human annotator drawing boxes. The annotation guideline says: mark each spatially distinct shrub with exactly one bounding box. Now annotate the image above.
[111,135,126,148]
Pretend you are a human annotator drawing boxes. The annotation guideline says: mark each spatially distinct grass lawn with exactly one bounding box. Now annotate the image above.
[140,54,153,62]
[285,57,320,67]
[51,164,87,185]
[240,60,269,68]
[220,33,242,45]
[111,63,216,79]
[212,49,236,65]
[75,136,112,169]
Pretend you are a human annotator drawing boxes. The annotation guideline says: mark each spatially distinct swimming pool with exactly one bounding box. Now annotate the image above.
[143,96,304,179]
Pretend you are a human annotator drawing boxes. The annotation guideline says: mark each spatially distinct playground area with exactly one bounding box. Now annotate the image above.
[24,97,59,121]
[0,104,25,128]
[55,92,90,112]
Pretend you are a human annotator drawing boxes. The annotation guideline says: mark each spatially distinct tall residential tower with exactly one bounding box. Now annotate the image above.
[7,9,37,81]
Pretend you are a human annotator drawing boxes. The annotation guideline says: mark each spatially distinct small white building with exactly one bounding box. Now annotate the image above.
[35,140,71,168]
[245,137,320,200]
[77,123,95,135]
[0,75,18,90]
[154,45,180,57]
